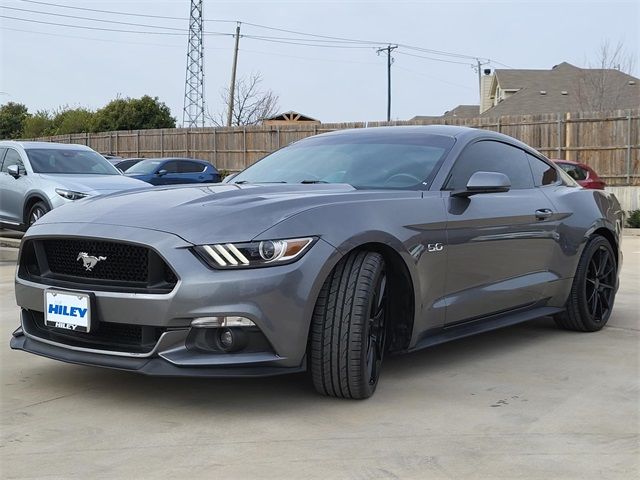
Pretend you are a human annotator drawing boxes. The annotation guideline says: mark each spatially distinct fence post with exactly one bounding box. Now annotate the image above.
[242,127,247,168]
[136,130,140,157]
[114,132,119,155]
[160,130,164,157]
[213,128,217,165]
[564,113,571,161]
[185,130,189,156]
[276,126,280,150]
[556,113,562,158]
[496,117,501,133]
[626,109,632,185]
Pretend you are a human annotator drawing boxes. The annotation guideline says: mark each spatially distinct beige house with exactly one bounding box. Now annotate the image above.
[262,111,320,126]
[479,62,639,116]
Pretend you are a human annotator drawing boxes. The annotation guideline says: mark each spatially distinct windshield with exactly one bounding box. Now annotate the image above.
[232,132,454,189]
[26,149,121,175]
[125,160,162,174]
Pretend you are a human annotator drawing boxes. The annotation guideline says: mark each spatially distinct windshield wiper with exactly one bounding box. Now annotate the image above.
[235,180,288,184]
[300,180,328,184]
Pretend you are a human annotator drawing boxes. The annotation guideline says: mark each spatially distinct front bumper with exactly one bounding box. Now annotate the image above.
[10,326,304,377]
[13,222,340,375]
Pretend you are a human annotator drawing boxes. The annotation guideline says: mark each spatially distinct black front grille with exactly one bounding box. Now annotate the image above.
[43,239,149,282]
[19,238,178,294]
[27,311,165,354]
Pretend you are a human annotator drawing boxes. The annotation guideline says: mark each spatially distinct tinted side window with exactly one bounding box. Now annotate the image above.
[529,154,559,185]
[445,141,534,190]
[179,161,205,173]
[1,149,25,173]
[162,161,180,173]
[557,162,584,181]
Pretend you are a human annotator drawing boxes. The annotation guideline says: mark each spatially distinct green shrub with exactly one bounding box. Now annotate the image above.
[626,210,640,228]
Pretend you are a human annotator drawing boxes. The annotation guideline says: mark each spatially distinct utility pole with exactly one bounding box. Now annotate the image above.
[227,22,241,127]
[182,0,205,128]
[475,58,490,103]
[377,45,398,122]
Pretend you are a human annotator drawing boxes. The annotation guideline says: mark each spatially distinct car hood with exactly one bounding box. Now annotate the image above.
[36,183,421,245]
[38,174,149,194]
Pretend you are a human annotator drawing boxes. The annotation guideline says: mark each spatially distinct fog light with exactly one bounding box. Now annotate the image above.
[191,316,255,328]
[219,328,234,349]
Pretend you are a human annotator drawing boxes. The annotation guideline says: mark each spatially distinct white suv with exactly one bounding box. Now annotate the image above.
[0,141,148,229]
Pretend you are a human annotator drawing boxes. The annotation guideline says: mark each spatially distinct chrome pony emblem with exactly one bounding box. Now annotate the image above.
[76,252,107,271]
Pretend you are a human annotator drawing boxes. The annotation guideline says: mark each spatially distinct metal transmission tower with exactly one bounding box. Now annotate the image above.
[182,0,205,127]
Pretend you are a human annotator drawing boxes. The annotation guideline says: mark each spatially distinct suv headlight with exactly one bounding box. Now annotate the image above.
[194,237,315,269]
[55,188,89,200]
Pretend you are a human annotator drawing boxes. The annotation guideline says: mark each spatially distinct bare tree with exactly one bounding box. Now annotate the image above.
[208,73,279,126]
[577,40,637,111]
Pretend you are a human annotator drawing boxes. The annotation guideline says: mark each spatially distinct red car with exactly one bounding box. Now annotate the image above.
[552,159,606,190]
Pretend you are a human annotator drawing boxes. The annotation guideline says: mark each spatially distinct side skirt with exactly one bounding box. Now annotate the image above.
[409,305,563,353]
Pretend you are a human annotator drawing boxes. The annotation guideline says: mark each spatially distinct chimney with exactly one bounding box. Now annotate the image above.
[480,69,494,114]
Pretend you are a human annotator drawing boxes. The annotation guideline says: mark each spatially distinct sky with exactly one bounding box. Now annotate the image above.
[1,0,638,124]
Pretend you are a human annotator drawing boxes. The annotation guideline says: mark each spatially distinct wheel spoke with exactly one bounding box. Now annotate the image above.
[599,291,610,310]
[597,249,610,277]
[600,283,614,290]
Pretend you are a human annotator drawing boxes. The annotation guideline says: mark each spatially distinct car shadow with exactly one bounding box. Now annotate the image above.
[27,317,565,412]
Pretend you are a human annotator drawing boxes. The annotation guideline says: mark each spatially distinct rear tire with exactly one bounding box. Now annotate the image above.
[554,235,617,332]
[27,201,49,227]
[310,250,387,399]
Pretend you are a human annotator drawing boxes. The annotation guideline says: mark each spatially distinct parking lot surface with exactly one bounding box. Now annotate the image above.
[1,238,638,479]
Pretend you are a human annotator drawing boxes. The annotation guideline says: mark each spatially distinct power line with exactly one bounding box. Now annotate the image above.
[0,13,189,35]
[2,26,187,48]
[3,5,190,32]
[15,0,505,64]
[242,35,377,49]
[395,50,476,66]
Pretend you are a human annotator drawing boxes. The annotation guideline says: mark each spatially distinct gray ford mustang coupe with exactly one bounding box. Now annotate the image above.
[11,126,623,399]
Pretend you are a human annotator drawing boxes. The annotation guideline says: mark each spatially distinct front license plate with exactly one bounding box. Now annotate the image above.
[44,290,91,333]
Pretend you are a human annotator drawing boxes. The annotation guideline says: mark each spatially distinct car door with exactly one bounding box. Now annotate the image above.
[0,148,30,225]
[442,140,558,325]
[152,160,181,185]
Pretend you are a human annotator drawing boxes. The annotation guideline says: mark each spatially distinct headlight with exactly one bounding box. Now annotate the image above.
[55,188,89,200]
[194,237,315,269]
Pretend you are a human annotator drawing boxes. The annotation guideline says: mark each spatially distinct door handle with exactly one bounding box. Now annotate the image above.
[535,208,553,220]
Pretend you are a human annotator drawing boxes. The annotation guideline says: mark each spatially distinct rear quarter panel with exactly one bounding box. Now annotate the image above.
[541,184,623,280]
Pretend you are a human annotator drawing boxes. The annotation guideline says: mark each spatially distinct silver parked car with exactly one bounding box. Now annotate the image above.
[0,141,148,229]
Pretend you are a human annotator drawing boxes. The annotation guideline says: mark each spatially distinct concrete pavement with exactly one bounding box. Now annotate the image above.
[1,238,638,479]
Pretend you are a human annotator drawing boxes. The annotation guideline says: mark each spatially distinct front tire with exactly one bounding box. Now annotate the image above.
[554,235,617,332]
[27,201,49,227]
[310,251,387,399]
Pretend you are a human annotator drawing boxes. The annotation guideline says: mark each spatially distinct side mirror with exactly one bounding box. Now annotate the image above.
[7,164,21,179]
[452,171,511,198]
[157,169,167,176]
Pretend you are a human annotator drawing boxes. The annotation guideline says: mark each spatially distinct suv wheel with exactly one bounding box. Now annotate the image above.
[555,235,617,332]
[27,201,49,227]
[310,250,387,399]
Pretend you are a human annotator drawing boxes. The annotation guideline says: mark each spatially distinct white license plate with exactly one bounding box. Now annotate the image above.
[44,290,91,333]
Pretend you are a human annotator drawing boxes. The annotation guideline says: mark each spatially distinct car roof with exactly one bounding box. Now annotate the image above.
[317,125,472,138]
[140,157,208,164]
[0,140,93,151]
[310,125,542,156]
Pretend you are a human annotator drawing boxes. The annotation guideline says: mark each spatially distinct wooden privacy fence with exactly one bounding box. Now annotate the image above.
[32,108,640,185]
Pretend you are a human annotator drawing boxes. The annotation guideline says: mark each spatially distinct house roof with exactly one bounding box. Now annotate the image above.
[481,62,640,116]
[263,111,320,122]
[443,104,480,117]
